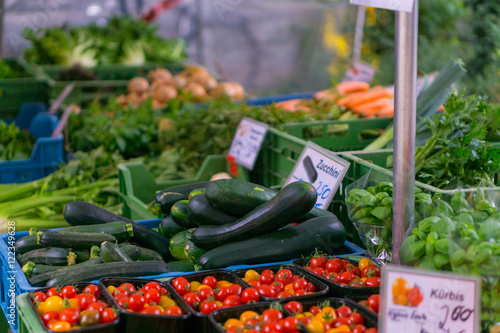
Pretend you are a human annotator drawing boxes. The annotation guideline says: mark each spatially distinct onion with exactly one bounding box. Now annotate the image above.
[128,77,149,94]
[148,68,172,84]
[173,75,188,89]
[183,82,207,102]
[211,82,245,100]
[128,91,149,107]
[197,76,218,92]
[152,84,178,103]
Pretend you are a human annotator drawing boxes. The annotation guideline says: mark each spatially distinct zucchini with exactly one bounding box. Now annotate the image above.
[188,188,206,200]
[165,260,195,273]
[191,181,318,249]
[15,234,44,255]
[117,245,142,261]
[101,241,133,263]
[38,231,117,249]
[154,182,211,214]
[63,201,172,260]
[45,261,170,287]
[73,249,90,263]
[48,222,134,243]
[17,248,77,267]
[187,194,238,226]
[205,179,333,221]
[197,215,346,269]
[29,258,104,286]
[90,246,100,258]
[23,257,103,280]
[118,244,163,261]
[159,216,186,237]
[29,227,47,235]
[171,200,197,228]
[184,237,206,264]
[169,229,194,261]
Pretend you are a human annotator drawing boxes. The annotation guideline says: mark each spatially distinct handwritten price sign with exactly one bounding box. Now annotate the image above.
[350,0,415,13]
[380,265,481,333]
[228,118,268,170]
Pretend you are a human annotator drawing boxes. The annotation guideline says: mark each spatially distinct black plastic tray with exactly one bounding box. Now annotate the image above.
[99,277,192,333]
[233,264,329,302]
[281,296,378,328]
[166,269,251,333]
[293,256,380,297]
[27,282,120,333]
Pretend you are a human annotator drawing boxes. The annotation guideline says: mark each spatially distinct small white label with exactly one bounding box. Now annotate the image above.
[380,265,481,333]
[228,117,268,170]
[284,142,350,209]
[343,61,376,83]
[350,0,415,12]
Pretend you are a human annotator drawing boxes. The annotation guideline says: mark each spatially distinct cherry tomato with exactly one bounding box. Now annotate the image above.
[276,291,292,299]
[293,278,308,291]
[41,311,59,326]
[309,306,322,315]
[358,258,372,271]
[276,269,294,285]
[160,287,168,295]
[139,306,163,315]
[59,308,79,326]
[222,295,242,307]
[87,302,105,313]
[101,308,118,323]
[143,281,161,292]
[50,320,72,331]
[227,284,243,296]
[312,267,327,277]
[310,256,327,270]
[260,271,275,285]
[338,271,356,285]
[83,285,100,298]
[353,324,367,333]
[60,286,77,300]
[197,287,215,301]
[46,319,59,329]
[367,294,380,313]
[263,321,282,333]
[305,282,316,292]
[114,287,129,297]
[66,298,81,312]
[284,301,303,314]
[241,288,260,303]
[326,259,344,273]
[247,280,261,288]
[365,277,381,287]
[144,289,161,305]
[362,265,381,278]
[201,276,218,289]
[164,306,183,316]
[173,279,191,296]
[336,305,353,318]
[366,328,378,333]
[345,263,362,277]
[128,293,146,312]
[294,289,308,296]
[32,291,47,303]
[282,316,298,333]
[114,293,128,308]
[172,277,188,288]
[333,317,351,327]
[75,293,96,311]
[258,284,276,298]
[270,280,285,294]
[200,300,219,314]
[79,309,100,327]
[44,296,64,313]
[183,292,201,309]
[261,308,283,322]
[349,312,365,325]
[118,283,136,293]
[215,285,230,302]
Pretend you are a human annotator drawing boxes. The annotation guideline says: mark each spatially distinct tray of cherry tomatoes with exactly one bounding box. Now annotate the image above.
[29,282,119,332]
[345,294,380,316]
[99,278,190,333]
[293,256,381,297]
[233,265,329,302]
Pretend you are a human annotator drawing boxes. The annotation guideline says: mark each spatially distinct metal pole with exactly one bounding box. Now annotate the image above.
[392,0,419,265]
[352,5,366,64]
[0,0,4,56]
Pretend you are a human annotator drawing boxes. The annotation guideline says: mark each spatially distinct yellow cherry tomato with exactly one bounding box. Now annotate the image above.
[244,270,260,281]
[224,318,243,330]
[303,311,314,318]
[326,324,351,332]
[215,301,223,308]
[106,285,116,295]
[284,283,295,294]
[295,313,305,319]
[190,281,201,291]
[358,258,372,271]
[64,298,80,312]
[159,296,176,309]
[361,277,368,283]
[35,301,45,316]
[70,326,81,330]
[216,280,232,287]
[194,284,212,291]
[240,311,259,323]
[44,296,64,313]
[306,319,325,333]
[50,320,72,332]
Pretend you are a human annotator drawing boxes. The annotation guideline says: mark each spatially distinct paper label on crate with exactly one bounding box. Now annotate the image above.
[284,142,350,209]
[228,117,268,170]
[350,0,415,12]
[343,61,376,83]
[380,265,481,333]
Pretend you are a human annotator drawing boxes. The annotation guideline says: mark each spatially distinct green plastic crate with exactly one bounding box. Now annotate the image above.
[280,117,393,152]
[16,293,44,333]
[0,59,48,116]
[20,60,184,105]
[118,155,250,220]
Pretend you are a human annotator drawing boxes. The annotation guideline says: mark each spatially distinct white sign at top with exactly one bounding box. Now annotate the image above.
[350,0,415,13]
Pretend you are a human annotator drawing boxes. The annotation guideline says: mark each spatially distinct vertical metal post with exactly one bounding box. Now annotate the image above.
[392,0,419,265]
[352,5,366,64]
[0,0,4,56]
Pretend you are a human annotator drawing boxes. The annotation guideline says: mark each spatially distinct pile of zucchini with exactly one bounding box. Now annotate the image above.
[155,179,347,270]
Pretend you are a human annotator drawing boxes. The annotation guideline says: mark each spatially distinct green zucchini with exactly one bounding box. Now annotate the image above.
[63,201,172,260]
[23,257,103,280]
[205,179,333,221]
[154,182,211,214]
[28,257,105,287]
[116,245,141,261]
[45,261,170,287]
[191,181,318,249]
[187,194,238,226]
[101,241,133,263]
[90,246,100,258]
[73,249,90,263]
[159,216,186,237]
[197,215,346,270]
[183,237,206,264]
[188,188,206,200]
[29,227,48,235]
[171,200,197,228]
[17,248,77,267]
[15,234,44,255]
[169,229,194,261]
[48,222,134,243]
[165,260,195,273]
[38,231,117,249]
[118,244,163,261]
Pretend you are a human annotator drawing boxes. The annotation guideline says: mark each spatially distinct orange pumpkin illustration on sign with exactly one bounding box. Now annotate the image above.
[392,277,423,307]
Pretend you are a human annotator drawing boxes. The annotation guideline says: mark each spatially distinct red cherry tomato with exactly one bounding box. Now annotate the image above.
[128,293,146,312]
[183,292,201,309]
[118,283,136,293]
[227,284,243,296]
[75,293,96,310]
[338,271,356,285]
[333,317,351,327]
[336,305,353,318]
[309,306,321,315]
[241,288,260,303]
[160,287,168,295]
[366,328,378,333]
[294,289,308,296]
[115,287,129,297]
[222,295,243,307]
[101,308,118,323]
[348,312,365,325]
[60,286,77,299]
[200,300,218,314]
[59,308,79,326]
[284,301,303,315]
[282,316,298,332]
[202,276,218,289]
[305,282,316,292]
[247,280,261,288]
[260,271,275,285]
[365,277,381,287]
[362,265,381,278]
[276,269,293,285]
[258,284,276,298]
[292,278,308,291]
[215,285,229,302]
[41,311,59,326]
[144,282,161,292]
[83,285,101,298]
[326,259,344,273]
[139,306,163,315]
[197,287,215,301]
[353,324,367,333]
[367,294,380,313]
[173,279,191,296]
[270,280,284,294]
[312,267,327,277]
[345,263,361,277]
[261,308,283,322]
[114,293,128,308]
[144,289,161,305]
[164,306,183,316]
[263,321,282,333]
[87,302,105,313]
[32,291,46,303]
[46,287,60,297]
[276,291,292,299]
[310,256,327,270]
[172,277,188,289]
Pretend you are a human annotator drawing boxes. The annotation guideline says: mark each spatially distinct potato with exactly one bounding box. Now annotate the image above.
[183,82,207,102]
[148,68,172,84]
[152,84,178,103]
[211,81,245,100]
[173,75,188,89]
[128,77,149,94]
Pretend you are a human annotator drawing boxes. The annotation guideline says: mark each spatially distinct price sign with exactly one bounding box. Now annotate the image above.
[284,142,350,209]
[228,117,268,170]
[350,0,415,13]
[380,265,481,333]
[343,61,376,83]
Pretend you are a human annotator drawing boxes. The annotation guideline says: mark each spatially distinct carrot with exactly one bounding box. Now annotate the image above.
[275,99,311,112]
[345,88,392,109]
[337,86,383,106]
[351,99,390,114]
[376,104,395,118]
[313,89,336,101]
[336,81,370,95]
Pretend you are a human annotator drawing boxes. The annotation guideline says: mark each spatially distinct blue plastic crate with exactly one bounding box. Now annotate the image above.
[246,92,315,106]
[0,112,63,184]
